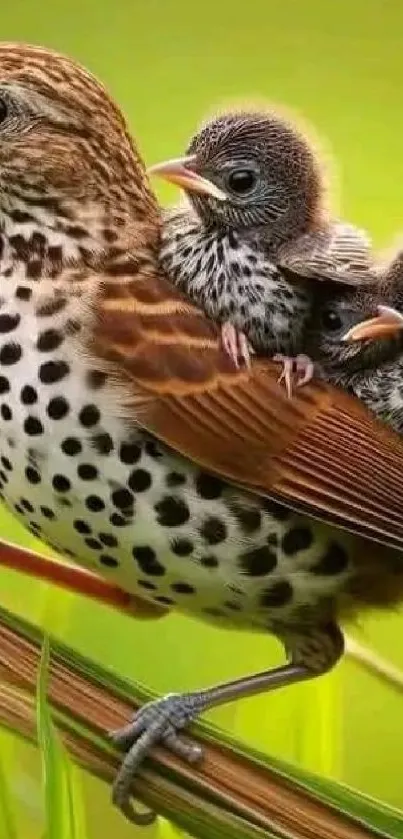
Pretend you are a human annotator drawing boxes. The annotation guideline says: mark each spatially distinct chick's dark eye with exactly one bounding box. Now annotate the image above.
[227,169,256,195]
[321,309,343,332]
[0,99,8,124]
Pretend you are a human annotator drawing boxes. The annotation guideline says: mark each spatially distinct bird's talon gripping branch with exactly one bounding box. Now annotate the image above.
[110,693,204,821]
[221,322,253,368]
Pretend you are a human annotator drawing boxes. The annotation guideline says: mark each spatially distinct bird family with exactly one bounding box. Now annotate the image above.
[149,106,403,413]
[0,42,403,824]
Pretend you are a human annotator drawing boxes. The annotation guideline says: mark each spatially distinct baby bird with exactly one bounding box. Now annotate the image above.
[305,246,403,432]
[149,108,374,395]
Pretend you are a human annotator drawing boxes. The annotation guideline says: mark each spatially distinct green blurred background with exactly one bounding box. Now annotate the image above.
[0,0,403,836]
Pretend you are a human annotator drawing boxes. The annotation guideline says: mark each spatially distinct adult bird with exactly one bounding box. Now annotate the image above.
[1,43,403,824]
[148,108,374,394]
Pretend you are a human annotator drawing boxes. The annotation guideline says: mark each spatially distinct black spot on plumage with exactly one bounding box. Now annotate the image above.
[21,385,37,405]
[1,456,12,471]
[0,343,22,365]
[260,580,293,608]
[311,543,349,576]
[166,471,186,488]
[0,376,10,394]
[61,437,82,456]
[31,232,47,254]
[133,545,165,576]
[66,224,88,239]
[119,442,141,465]
[20,498,34,512]
[155,496,190,527]
[0,313,20,333]
[128,468,152,492]
[26,261,42,280]
[171,538,193,556]
[25,466,41,484]
[74,519,92,534]
[138,579,157,591]
[9,234,30,259]
[52,474,71,493]
[79,404,100,427]
[86,370,107,389]
[29,521,42,535]
[15,286,32,301]
[39,360,70,384]
[10,209,34,224]
[1,404,12,420]
[99,532,118,548]
[99,555,118,567]
[92,433,113,455]
[112,487,133,510]
[233,505,262,534]
[200,516,227,545]
[85,495,105,512]
[78,463,98,481]
[145,440,163,459]
[24,416,44,436]
[85,538,102,550]
[47,396,69,420]
[262,499,290,521]
[282,527,313,555]
[154,595,175,605]
[171,582,195,594]
[195,471,223,499]
[36,296,67,317]
[200,555,219,568]
[239,545,277,576]
[37,329,64,352]
[109,512,127,527]
[41,506,55,520]
[48,245,64,264]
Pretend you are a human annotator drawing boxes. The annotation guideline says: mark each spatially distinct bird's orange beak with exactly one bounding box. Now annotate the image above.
[342,306,403,342]
[147,154,227,201]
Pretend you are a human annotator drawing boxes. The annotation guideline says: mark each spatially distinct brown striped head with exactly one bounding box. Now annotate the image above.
[0,43,158,230]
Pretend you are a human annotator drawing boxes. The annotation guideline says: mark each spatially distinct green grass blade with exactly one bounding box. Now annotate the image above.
[36,635,88,839]
[0,741,18,839]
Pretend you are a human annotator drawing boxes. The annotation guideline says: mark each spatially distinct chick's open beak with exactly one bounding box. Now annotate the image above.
[147,154,227,201]
[342,306,403,342]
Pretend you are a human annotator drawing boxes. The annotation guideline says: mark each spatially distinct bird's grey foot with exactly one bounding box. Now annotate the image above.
[110,692,204,823]
[221,321,253,368]
[274,354,315,398]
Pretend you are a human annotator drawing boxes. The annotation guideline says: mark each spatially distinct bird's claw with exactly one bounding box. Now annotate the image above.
[221,322,254,368]
[110,693,204,823]
[274,354,315,398]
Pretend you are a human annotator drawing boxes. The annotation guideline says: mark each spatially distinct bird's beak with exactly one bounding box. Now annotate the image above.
[147,154,227,201]
[342,306,403,342]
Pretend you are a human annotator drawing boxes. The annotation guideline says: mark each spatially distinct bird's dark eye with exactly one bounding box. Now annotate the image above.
[226,169,256,195]
[321,309,343,332]
[0,98,8,124]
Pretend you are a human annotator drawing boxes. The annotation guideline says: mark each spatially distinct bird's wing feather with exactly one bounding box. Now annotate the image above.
[278,222,375,285]
[92,269,403,551]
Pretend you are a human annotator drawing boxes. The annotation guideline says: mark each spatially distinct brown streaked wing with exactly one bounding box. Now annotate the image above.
[92,272,403,551]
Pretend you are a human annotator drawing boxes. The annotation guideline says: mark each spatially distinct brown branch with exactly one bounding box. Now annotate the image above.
[0,538,167,620]
[0,607,384,839]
